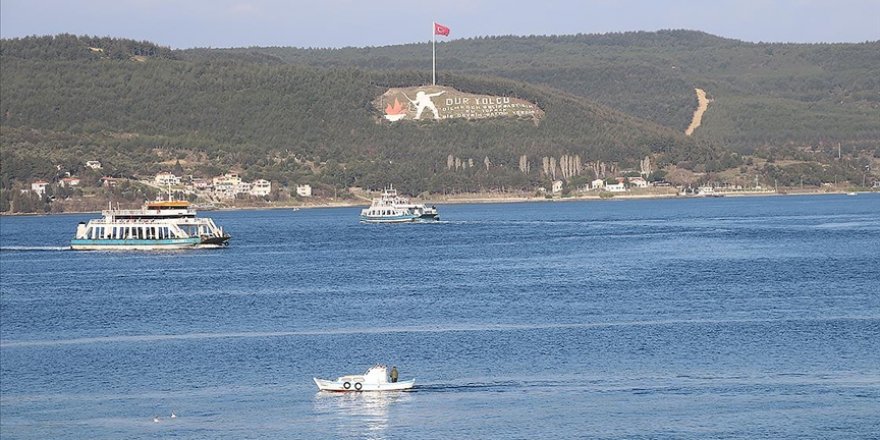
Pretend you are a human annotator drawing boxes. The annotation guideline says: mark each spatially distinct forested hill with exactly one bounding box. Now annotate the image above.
[2,34,724,197]
[183,30,880,151]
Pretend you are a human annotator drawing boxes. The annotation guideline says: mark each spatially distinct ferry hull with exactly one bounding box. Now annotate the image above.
[199,235,232,247]
[360,214,439,224]
[70,238,201,251]
[313,378,415,392]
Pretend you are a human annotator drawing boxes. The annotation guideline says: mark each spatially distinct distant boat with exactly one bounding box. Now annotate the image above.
[847,192,857,196]
[360,186,439,223]
[70,199,230,250]
[697,186,724,197]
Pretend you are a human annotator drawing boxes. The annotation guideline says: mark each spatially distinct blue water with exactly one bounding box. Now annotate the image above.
[2,195,879,439]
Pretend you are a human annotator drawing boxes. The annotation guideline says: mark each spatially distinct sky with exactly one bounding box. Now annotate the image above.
[1,0,878,49]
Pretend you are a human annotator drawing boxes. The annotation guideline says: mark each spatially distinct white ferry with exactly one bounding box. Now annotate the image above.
[360,186,439,223]
[70,199,230,251]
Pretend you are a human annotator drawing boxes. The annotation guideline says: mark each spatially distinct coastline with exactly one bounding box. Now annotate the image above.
[2,189,872,216]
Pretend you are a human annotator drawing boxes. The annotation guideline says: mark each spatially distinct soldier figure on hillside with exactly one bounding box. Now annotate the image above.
[403,90,445,120]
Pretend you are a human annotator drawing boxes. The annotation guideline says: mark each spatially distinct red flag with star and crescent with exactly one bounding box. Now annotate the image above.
[434,22,450,36]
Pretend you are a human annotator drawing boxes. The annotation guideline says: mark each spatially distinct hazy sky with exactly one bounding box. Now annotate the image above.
[1,0,878,48]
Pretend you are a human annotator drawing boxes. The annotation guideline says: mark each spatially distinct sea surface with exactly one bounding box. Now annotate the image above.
[1,194,879,439]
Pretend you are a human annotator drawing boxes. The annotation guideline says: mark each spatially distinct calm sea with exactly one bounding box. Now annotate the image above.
[1,195,879,439]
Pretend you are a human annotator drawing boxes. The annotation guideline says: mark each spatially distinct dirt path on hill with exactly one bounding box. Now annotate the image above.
[685,88,710,136]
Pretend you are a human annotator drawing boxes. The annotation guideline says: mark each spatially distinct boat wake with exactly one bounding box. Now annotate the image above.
[413,381,524,393]
[0,246,71,252]
[4,316,877,348]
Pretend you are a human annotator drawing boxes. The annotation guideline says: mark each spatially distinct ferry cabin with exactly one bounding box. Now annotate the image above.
[75,222,208,241]
[72,220,203,250]
[360,207,417,222]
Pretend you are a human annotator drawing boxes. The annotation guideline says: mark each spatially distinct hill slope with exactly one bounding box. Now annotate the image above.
[2,34,725,198]
[183,30,880,150]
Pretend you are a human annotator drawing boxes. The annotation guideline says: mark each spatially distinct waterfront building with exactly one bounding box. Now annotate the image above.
[155,172,181,186]
[605,182,626,192]
[31,180,49,195]
[61,177,81,187]
[629,177,648,188]
[251,179,272,196]
[296,184,312,197]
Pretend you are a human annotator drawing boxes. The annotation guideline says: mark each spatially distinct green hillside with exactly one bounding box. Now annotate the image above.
[184,30,880,150]
[1,35,723,203]
[2,32,877,213]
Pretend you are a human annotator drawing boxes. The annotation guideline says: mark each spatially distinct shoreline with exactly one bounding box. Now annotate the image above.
[2,189,873,216]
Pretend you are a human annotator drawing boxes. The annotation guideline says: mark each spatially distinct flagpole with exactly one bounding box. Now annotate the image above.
[432,21,436,85]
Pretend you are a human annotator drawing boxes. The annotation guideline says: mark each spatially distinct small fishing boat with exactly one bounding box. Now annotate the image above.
[360,186,439,223]
[314,365,414,392]
[70,199,230,251]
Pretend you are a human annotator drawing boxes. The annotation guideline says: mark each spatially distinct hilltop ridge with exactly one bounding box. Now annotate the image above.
[181,30,879,149]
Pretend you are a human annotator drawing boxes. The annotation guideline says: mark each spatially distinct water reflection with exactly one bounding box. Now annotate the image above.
[312,391,411,440]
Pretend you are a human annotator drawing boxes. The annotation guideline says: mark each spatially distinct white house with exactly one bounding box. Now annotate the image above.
[551,180,563,193]
[629,177,648,188]
[85,160,102,170]
[296,184,312,197]
[236,182,252,194]
[605,182,626,192]
[212,174,242,198]
[192,178,211,190]
[212,173,241,187]
[591,179,605,190]
[31,180,49,195]
[250,179,272,196]
[155,172,181,186]
[61,177,81,187]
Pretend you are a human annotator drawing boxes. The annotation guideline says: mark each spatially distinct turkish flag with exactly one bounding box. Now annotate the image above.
[434,22,450,36]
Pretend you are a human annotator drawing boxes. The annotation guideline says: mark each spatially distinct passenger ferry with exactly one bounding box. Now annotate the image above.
[70,199,230,250]
[360,186,439,223]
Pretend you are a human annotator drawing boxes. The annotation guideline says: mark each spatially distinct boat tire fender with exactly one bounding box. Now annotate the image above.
[354,382,363,391]
[343,382,351,390]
